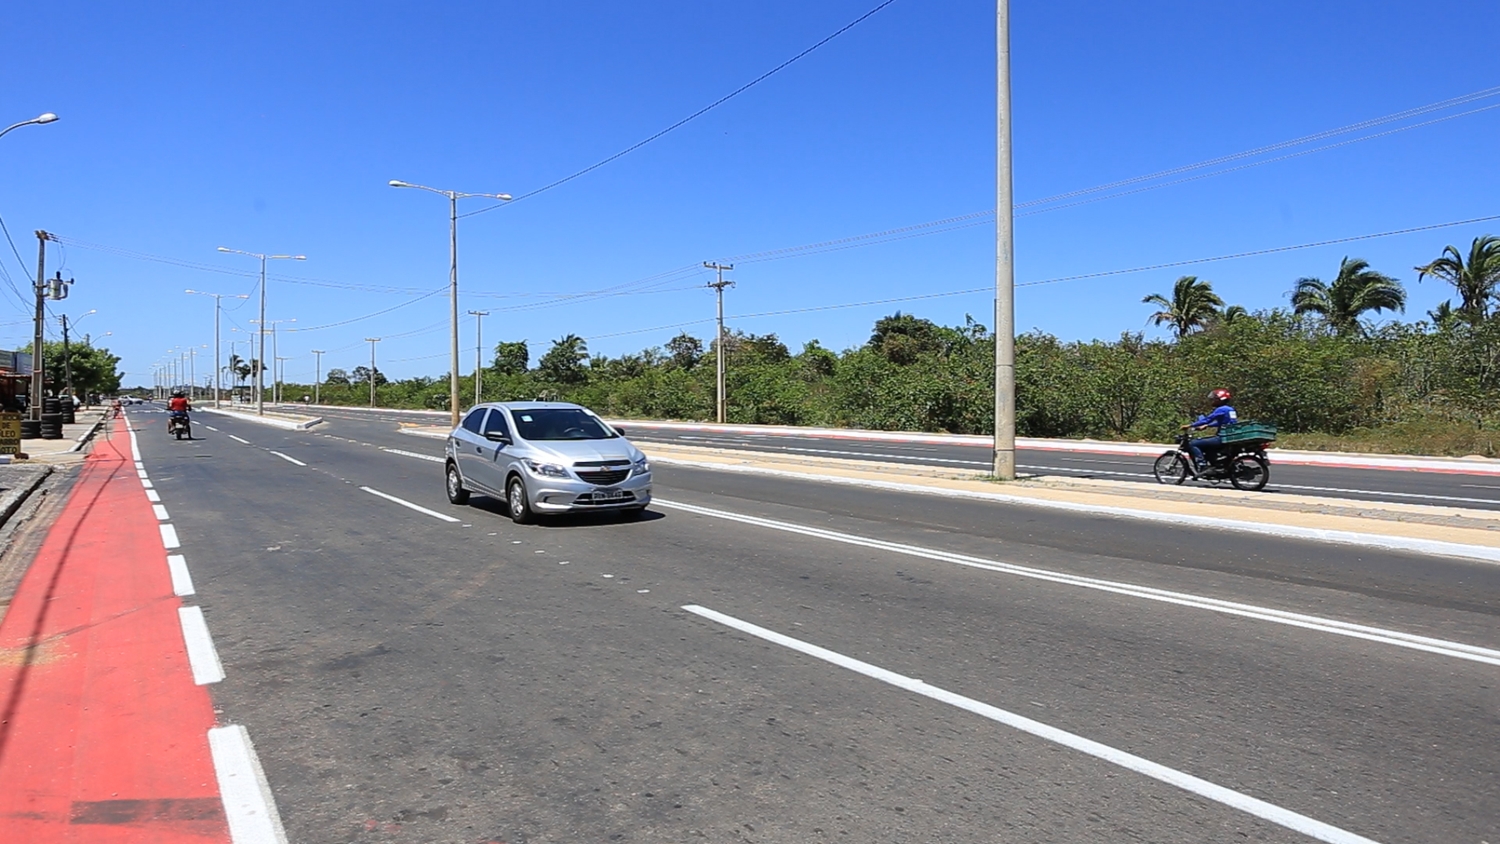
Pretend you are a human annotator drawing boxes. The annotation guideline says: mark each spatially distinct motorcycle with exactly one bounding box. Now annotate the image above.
[1152,422,1276,491]
[168,411,192,440]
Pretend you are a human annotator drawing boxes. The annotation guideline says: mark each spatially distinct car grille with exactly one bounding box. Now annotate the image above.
[575,467,631,485]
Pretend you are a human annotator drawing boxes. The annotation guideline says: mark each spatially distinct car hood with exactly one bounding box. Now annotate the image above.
[529,438,642,464]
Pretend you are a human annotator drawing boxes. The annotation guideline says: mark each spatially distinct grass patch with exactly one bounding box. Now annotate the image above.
[1277,420,1499,459]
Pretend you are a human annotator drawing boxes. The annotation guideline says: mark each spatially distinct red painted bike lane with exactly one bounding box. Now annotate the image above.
[0,417,229,842]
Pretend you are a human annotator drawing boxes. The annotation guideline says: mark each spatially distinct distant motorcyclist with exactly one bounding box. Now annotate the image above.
[167,391,191,432]
[1184,388,1237,474]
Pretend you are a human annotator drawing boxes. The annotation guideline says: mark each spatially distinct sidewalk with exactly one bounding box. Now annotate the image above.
[0,417,229,842]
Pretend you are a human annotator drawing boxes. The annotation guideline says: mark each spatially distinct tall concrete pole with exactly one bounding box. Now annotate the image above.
[448,193,460,427]
[312,350,324,404]
[366,338,381,408]
[468,309,489,406]
[30,231,50,422]
[992,0,1017,481]
[704,262,734,425]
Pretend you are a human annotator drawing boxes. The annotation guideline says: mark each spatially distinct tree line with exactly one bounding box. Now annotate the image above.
[296,235,1500,456]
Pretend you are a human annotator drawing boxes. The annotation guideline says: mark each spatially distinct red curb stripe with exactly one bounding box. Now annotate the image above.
[0,417,228,843]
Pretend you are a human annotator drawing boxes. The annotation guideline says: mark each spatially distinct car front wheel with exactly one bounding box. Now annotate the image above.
[446,462,470,505]
[507,476,534,524]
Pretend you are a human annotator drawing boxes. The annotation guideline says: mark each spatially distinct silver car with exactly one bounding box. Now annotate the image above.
[444,401,652,523]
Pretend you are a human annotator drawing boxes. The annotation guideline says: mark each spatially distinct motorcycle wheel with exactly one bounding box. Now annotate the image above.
[174,429,183,440]
[1152,451,1189,485]
[1229,454,1269,491]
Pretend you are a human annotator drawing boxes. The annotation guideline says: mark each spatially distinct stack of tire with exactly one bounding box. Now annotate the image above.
[60,398,76,425]
[40,397,63,440]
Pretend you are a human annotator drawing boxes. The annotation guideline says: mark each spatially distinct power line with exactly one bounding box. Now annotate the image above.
[459,0,901,219]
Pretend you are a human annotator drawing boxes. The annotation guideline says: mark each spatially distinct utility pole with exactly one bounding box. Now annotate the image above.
[29,231,52,424]
[992,0,1017,481]
[467,309,488,406]
[365,337,381,408]
[703,261,734,425]
[311,350,324,404]
[275,356,289,405]
[58,314,75,403]
[187,290,248,408]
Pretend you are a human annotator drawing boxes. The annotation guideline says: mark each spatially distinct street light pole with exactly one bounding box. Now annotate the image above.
[467,309,488,405]
[311,350,324,404]
[187,290,248,408]
[992,0,1017,481]
[218,247,305,416]
[364,338,381,408]
[389,180,511,427]
[0,112,58,141]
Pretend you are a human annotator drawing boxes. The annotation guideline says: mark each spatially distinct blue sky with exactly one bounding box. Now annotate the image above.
[2,0,1496,387]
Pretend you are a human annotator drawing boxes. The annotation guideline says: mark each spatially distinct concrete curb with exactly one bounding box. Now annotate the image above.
[200,407,323,430]
[650,454,1500,565]
[0,465,53,532]
[65,412,109,453]
[292,404,1500,476]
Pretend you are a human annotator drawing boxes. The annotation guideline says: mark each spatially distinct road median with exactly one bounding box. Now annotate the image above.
[643,443,1500,563]
[199,405,323,430]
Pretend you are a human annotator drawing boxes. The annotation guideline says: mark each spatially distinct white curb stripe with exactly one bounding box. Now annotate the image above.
[160,523,180,549]
[656,499,1500,666]
[209,725,290,844]
[651,458,1500,565]
[684,604,1381,844]
[166,554,196,597]
[152,504,170,521]
[177,605,225,685]
[380,447,445,463]
[359,486,461,522]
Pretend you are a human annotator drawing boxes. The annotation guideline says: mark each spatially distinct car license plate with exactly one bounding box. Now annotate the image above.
[594,489,626,501]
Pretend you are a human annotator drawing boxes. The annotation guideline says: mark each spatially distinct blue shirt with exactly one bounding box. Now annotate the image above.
[1192,405,1237,430]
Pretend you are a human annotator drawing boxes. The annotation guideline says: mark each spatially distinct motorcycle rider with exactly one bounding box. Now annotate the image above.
[1184,388,1237,474]
[167,391,192,434]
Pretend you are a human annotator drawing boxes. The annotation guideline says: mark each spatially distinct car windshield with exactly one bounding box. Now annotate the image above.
[511,408,617,441]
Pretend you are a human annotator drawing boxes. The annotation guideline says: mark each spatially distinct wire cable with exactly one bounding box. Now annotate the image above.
[459,0,901,218]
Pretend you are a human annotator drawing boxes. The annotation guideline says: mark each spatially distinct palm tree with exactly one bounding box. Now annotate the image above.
[1290,256,1405,335]
[1142,276,1224,339]
[1216,304,1250,326]
[1415,235,1500,323]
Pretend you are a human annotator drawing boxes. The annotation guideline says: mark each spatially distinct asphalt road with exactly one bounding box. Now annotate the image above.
[296,405,1500,513]
[129,405,1499,843]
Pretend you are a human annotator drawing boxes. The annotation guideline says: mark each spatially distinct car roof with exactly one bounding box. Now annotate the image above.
[479,401,586,412]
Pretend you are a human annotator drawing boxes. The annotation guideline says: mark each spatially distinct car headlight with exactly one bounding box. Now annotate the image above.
[631,457,651,477]
[524,459,570,479]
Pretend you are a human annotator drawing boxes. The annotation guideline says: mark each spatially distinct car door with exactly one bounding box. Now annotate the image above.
[453,408,495,493]
[472,407,514,493]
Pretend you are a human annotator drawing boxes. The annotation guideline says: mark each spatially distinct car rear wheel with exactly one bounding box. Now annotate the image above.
[445,462,470,505]
[507,476,534,524]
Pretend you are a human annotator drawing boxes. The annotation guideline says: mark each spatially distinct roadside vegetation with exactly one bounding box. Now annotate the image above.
[285,236,1500,458]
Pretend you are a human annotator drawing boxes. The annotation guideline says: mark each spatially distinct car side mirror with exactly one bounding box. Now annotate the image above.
[484,431,511,444]
[612,426,626,438]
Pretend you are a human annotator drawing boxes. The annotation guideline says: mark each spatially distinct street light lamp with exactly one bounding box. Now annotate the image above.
[0,112,58,141]
[389,179,512,427]
[218,246,305,415]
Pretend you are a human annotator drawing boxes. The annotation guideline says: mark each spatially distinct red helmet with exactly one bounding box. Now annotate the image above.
[1209,388,1232,405]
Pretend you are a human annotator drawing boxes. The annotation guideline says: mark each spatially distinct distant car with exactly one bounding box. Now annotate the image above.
[445,401,651,523]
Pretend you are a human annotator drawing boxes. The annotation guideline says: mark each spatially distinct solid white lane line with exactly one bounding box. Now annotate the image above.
[229,435,250,444]
[160,524,180,549]
[268,451,306,466]
[152,504,171,521]
[651,460,1500,565]
[656,499,1500,666]
[380,447,445,463]
[359,486,461,522]
[178,606,225,684]
[146,489,161,503]
[208,725,291,844]
[684,604,1380,844]
[166,554,196,597]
